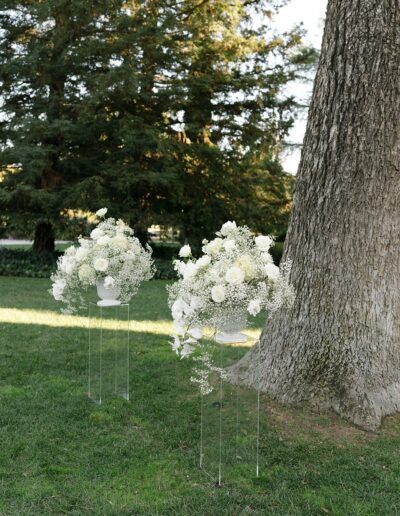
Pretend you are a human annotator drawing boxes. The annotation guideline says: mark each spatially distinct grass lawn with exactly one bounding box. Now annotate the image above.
[1,277,400,515]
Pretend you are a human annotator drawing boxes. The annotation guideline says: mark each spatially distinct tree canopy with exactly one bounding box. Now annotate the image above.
[0,0,316,250]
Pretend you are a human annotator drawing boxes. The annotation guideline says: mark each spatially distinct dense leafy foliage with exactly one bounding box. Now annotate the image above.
[0,247,176,280]
[0,0,315,249]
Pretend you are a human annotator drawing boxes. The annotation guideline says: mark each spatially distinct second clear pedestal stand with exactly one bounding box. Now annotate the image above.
[88,302,130,404]
[198,335,261,486]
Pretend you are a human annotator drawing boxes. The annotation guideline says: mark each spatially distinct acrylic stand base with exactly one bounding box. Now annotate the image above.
[97,299,121,307]
[199,336,261,486]
[215,332,248,344]
[88,302,130,404]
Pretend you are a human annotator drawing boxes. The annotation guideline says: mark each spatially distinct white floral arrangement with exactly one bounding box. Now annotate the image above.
[168,221,294,359]
[51,208,154,312]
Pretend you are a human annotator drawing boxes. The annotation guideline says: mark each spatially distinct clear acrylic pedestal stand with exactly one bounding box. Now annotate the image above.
[88,302,130,404]
[198,333,261,486]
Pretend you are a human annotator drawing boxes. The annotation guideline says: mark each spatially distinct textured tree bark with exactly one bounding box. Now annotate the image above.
[33,222,55,254]
[233,0,400,430]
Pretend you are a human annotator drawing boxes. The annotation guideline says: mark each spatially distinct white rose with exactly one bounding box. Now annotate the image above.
[265,263,280,280]
[52,279,66,301]
[225,266,245,284]
[255,235,273,252]
[78,264,93,283]
[97,235,111,246]
[196,255,211,267]
[211,285,226,303]
[220,221,237,236]
[223,239,236,251]
[76,247,89,262]
[96,208,108,217]
[261,252,273,264]
[248,299,262,316]
[183,262,198,280]
[90,228,104,240]
[112,235,128,249]
[104,275,115,289]
[204,238,223,255]
[179,244,191,258]
[93,257,109,272]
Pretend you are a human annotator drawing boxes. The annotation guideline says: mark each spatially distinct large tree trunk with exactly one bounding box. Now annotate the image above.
[235,0,400,430]
[32,222,55,254]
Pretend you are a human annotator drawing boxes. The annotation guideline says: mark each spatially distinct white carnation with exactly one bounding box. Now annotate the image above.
[179,244,191,258]
[93,257,109,272]
[225,266,245,284]
[255,235,273,252]
[248,299,262,316]
[211,285,226,303]
[265,263,280,280]
[96,208,108,217]
[220,221,237,236]
[90,228,104,240]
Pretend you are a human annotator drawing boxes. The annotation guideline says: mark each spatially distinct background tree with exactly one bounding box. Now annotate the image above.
[0,0,315,251]
[234,0,400,430]
[0,0,125,251]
